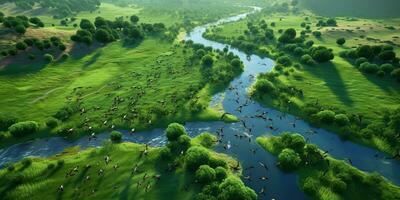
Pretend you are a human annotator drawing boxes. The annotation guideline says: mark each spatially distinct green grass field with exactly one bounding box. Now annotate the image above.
[257,134,400,200]
[0,36,241,148]
[206,12,400,120]
[0,134,242,200]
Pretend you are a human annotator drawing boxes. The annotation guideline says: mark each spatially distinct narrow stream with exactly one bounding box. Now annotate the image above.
[1,7,399,200]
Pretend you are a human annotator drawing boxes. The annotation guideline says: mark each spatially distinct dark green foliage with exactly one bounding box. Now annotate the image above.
[201,55,214,66]
[195,165,216,184]
[278,148,301,171]
[185,146,210,172]
[166,123,187,141]
[15,25,26,34]
[356,45,374,59]
[8,121,39,137]
[312,31,321,38]
[355,57,368,67]
[278,28,296,43]
[45,118,58,128]
[110,131,122,142]
[218,177,257,200]
[15,41,27,50]
[254,79,275,95]
[380,63,394,73]
[276,55,292,67]
[0,115,18,131]
[359,62,379,74]
[391,68,400,81]
[300,54,315,65]
[378,50,396,61]
[130,15,139,24]
[43,53,54,62]
[21,158,32,167]
[334,114,350,126]
[315,110,335,123]
[29,17,44,27]
[80,19,95,31]
[230,58,242,68]
[310,46,334,62]
[94,28,114,43]
[215,166,227,181]
[336,38,346,45]
[94,17,107,28]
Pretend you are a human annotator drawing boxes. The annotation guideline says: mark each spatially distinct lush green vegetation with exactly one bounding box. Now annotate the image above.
[203,3,400,154]
[0,125,256,200]
[257,133,400,200]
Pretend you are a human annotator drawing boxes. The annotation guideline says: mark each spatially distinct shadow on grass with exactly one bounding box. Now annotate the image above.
[306,62,354,106]
[361,71,399,93]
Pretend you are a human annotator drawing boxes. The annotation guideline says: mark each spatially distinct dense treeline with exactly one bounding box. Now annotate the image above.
[340,45,400,81]
[0,0,100,18]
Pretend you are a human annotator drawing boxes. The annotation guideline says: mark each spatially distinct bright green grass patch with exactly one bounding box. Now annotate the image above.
[256,134,400,200]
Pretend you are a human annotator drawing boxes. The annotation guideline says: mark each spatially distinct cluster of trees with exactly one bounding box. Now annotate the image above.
[71,15,168,45]
[159,123,257,200]
[185,41,244,85]
[340,44,400,80]
[0,0,101,18]
[1,36,67,61]
[263,133,397,198]
[1,14,44,34]
[316,18,337,27]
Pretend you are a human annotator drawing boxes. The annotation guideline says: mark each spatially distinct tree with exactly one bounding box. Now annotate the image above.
[29,17,44,27]
[277,55,292,67]
[43,54,54,62]
[315,110,335,123]
[201,55,214,67]
[218,177,257,200]
[15,25,26,34]
[94,17,107,28]
[334,114,350,126]
[94,28,113,43]
[166,123,187,141]
[336,38,346,46]
[391,68,400,81]
[16,42,27,50]
[278,28,296,43]
[357,45,374,59]
[130,15,139,24]
[110,131,122,142]
[0,115,18,131]
[80,19,95,31]
[254,79,275,95]
[310,46,334,62]
[215,166,227,181]
[9,121,39,137]
[185,146,210,172]
[195,165,216,184]
[278,148,301,171]
[378,50,396,61]
[326,18,337,26]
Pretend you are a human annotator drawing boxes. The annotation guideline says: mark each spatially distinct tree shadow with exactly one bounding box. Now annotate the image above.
[83,52,102,68]
[305,62,354,106]
[69,43,102,60]
[358,71,399,93]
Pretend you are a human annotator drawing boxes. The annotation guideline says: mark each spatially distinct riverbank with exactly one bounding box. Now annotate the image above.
[256,133,400,200]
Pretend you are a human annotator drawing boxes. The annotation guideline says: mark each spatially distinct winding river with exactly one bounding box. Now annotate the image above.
[1,7,399,200]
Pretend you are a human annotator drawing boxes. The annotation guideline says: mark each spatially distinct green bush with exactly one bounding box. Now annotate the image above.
[166,123,187,141]
[16,42,28,50]
[355,57,368,67]
[43,53,54,62]
[254,79,276,95]
[277,55,292,67]
[215,166,227,181]
[0,115,18,131]
[310,46,334,63]
[360,62,378,74]
[195,165,216,184]
[185,146,210,172]
[218,177,257,200]
[278,148,301,171]
[300,54,315,65]
[110,131,122,142]
[334,114,350,126]
[46,118,59,128]
[201,55,214,67]
[159,147,172,160]
[390,68,400,81]
[9,121,39,137]
[301,177,319,195]
[380,63,394,73]
[336,38,346,45]
[21,158,32,167]
[315,110,335,124]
